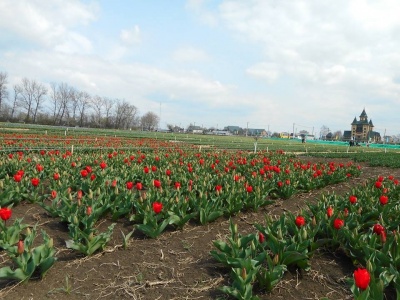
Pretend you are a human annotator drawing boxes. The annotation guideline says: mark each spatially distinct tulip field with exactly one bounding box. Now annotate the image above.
[0,128,400,299]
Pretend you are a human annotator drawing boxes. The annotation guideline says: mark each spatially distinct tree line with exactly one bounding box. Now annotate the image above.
[0,71,160,130]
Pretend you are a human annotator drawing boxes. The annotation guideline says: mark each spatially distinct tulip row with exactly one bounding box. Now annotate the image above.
[0,211,56,282]
[1,144,361,242]
[212,174,400,299]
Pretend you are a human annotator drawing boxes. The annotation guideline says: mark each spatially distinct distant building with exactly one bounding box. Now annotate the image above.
[224,126,242,135]
[345,109,381,142]
[247,128,267,136]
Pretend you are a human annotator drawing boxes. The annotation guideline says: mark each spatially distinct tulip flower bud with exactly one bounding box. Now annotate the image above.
[17,240,24,255]
[88,189,93,199]
[115,186,119,195]
[97,188,101,196]
[69,193,73,201]
[312,216,317,227]
[380,231,387,243]
[358,207,363,215]
[73,215,79,225]
[273,254,279,265]
[277,228,283,240]
[88,232,94,241]
[251,241,255,251]
[26,227,31,236]
[0,180,3,189]
[47,238,53,248]
[366,260,373,273]
[302,228,308,240]
[241,267,247,280]
[233,224,238,236]
[86,206,92,216]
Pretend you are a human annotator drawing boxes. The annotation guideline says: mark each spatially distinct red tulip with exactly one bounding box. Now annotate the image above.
[153,180,161,188]
[99,162,107,169]
[246,185,253,193]
[13,174,22,182]
[333,218,344,229]
[53,173,60,180]
[36,164,44,172]
[353,268,370,290]
[136,182,143,190]
[174,182,181,190]
[51,190,57,199]
[151,166,157,172]
[295,216,306,228]
[326,206,334,218]
[31,177,40,187]
[0,207,12,221]
[215,185,222,192]
[349,195,357,204]
[373,224,385,235]
[152,202,163,214]
[343,208,349,217]
[143,166,149,173]
[126,181,134,190]
[166,169,171,176]
[90,174,96,181]
[258,232,265,243]
[375,181,382,188]
[380,195,388,205]
[17,239,24,255]
[80,169,88,178]
[86,206,92,216]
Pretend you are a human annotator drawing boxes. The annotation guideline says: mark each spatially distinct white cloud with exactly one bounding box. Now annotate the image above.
[0,0,98,53]
[246,62,279,82]
[172,46,209,62]
[120,26,141,45]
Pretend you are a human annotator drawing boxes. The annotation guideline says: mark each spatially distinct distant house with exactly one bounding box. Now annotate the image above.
[224,126,242,135]
[247,128,267,136]
[350,109,381,142]
[280,132,290,139]
[187,125,203,134]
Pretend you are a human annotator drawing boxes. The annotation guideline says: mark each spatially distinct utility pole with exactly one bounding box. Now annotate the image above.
[246,122,249,137]
[292,123,295,139]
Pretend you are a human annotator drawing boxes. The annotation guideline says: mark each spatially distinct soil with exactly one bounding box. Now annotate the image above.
[1,157,400,300]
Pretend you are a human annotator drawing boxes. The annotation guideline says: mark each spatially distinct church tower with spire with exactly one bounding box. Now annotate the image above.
[350,109,380,142]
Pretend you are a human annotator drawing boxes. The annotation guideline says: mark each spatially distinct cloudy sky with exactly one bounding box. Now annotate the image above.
[1,0,399,136]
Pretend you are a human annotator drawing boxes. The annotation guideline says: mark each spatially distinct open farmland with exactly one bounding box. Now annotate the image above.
[1,126,400,299]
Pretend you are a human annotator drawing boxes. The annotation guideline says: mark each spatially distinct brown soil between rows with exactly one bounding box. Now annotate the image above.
[1,158,400,300]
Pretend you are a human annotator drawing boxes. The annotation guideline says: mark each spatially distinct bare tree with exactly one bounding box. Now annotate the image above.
[140,111,159,131]
[320,125,330,140]
[76,91,91,127]
[10,85,22,120]
[0,72,8,115]
[114,99,139,129]
[49,82,74,125]
[103,97,114,128]
[18,78,47,123]
[31,82,47,123]
[90,95,105,127]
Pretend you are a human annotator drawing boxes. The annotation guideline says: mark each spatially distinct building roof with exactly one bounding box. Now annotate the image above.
[360,108,367,118]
